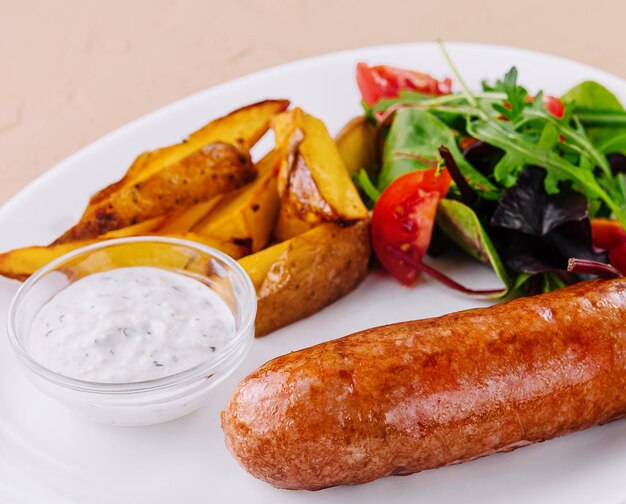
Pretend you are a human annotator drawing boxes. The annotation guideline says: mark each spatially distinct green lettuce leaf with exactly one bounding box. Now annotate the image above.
[562,81,626,150]
[380,108,499,198]
[435,198,510,298]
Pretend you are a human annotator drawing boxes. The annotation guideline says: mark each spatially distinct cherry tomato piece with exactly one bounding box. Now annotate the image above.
[543,95,565,118]
[591,218,626,250]
[372,168,452,285]
[610,243,626,275]
[356,63,452,107]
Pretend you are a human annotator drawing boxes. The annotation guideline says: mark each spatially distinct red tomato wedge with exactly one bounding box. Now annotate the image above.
[356,63,452,107]
[372,168,452,285]
[591,218,626,275]
[591,218,626,250]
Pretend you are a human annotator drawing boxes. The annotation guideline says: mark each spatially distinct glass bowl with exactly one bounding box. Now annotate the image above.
[6,236,256,426]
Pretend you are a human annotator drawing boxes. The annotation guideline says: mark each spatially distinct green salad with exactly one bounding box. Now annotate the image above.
[352,44,626,297]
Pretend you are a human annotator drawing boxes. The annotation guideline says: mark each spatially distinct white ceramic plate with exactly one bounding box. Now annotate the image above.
[2,42,626,504]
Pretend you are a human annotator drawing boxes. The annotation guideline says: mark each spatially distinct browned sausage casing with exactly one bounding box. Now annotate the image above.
[222,279,626,490]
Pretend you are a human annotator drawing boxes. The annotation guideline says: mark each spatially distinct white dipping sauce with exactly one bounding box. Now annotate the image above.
[28,266,236,383]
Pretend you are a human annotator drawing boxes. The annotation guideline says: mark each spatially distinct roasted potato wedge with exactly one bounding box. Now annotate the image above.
[0,242,103,281]
[240,239,291,290]
[55,142,255,243]
[88,99,290,207]
[163,233,247,259]
[0,228,246,282]
[156,197,222,234]
[335,115,378,177]
[192,150,280,254]
[272,108,369,242]
[239,220,371,337]
[103,216,167,237]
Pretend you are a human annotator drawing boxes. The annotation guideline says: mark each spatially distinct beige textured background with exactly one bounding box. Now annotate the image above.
[2,0,625,205]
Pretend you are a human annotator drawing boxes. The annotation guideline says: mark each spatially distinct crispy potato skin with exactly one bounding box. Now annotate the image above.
[192,151,281,254]
[223,279,626,490]
[273,154,331,241]
[55,143,255,243]
[239,220,371,337]
[272,108,369,242]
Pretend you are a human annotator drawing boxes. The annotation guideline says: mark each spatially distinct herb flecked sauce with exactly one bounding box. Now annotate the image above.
[28,266,236,383]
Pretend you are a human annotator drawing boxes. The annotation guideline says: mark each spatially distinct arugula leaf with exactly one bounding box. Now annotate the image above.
[538,121,559,150]
[442,46,625,223]
[436,198,510,298]
[380,108,499,197]
[493,151,524,188]
[370,90,432,114]
[500,67,528,120]
[466,119,622,220]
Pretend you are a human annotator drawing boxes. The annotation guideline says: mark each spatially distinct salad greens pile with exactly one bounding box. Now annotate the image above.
[356,44,626,297]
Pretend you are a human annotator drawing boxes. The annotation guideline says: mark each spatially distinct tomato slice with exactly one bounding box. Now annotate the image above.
[591,218,626,250]
[356,63,452,107]
[372,168,452,285]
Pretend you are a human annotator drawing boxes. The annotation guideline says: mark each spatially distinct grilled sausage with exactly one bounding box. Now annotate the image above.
[222,279,626,490]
